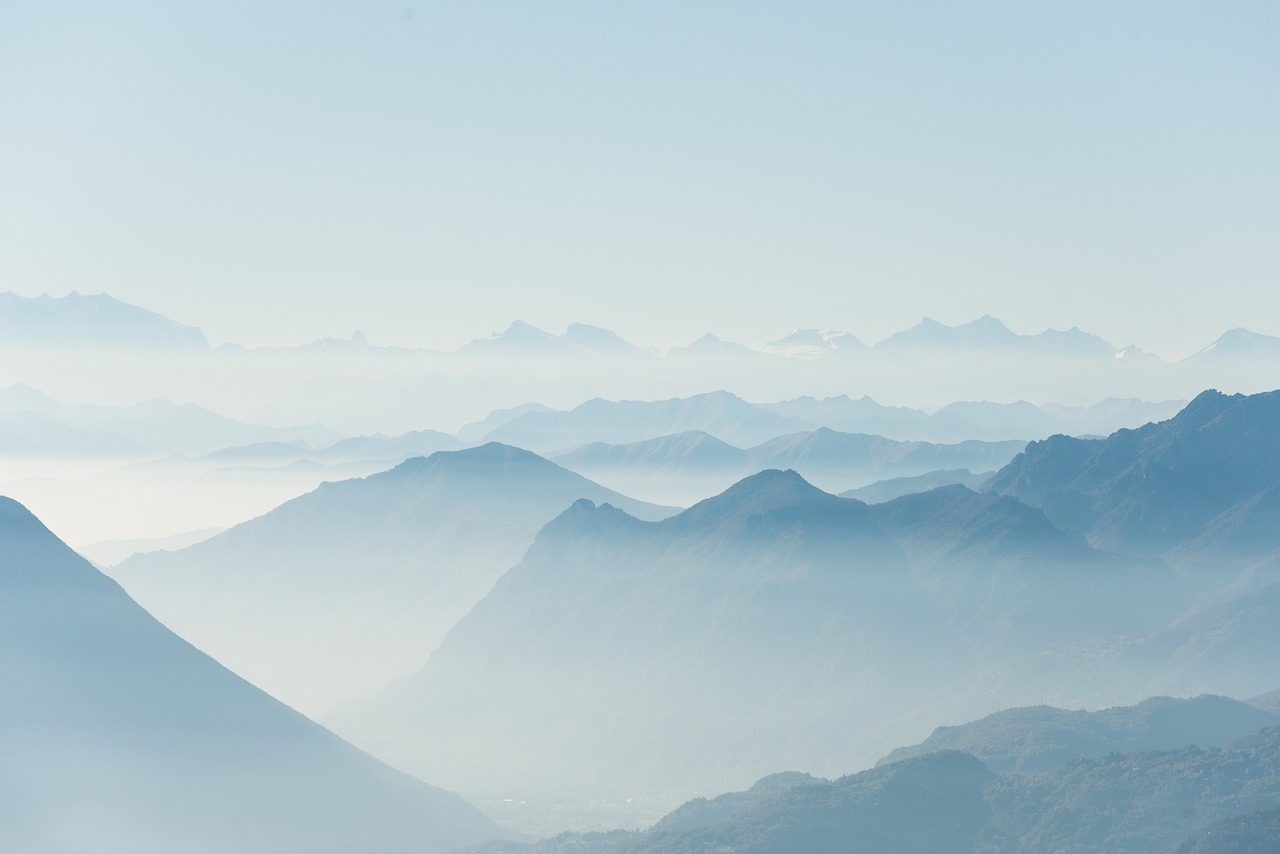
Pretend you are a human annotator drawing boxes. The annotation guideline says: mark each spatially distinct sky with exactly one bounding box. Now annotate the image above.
[2,0,1278,356]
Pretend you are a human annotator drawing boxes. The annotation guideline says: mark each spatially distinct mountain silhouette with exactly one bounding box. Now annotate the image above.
[115,443,673,714]
[0,496,502,854]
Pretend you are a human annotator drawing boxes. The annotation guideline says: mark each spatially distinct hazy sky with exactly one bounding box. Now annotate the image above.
[2,1,1277,355]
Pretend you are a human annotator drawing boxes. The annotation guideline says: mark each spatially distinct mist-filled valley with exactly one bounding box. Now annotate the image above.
[3,291,1280,850]
[7,2,1280,849]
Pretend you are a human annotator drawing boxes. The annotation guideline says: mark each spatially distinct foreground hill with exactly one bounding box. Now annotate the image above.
[115,443,673,714]
[0,496,501,854]
[335,472,1172,799]
[878,694,1280,773]
[470,723,1280,853]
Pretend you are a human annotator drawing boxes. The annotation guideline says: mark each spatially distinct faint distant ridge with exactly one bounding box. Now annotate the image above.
[457,320,642,357]
[764,328,866,357]
[0,291,208,349]
[483,390,809,452]
[874,314,1125,359]
[1186,327,1280,361]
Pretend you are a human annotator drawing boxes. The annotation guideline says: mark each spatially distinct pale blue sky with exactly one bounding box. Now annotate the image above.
[2,1,1277,354]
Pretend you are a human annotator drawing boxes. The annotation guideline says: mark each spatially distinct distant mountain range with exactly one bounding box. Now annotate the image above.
[0,291,208,349]
[477,391,1185,452]
[0,383,336,456]
[114,444,675,714]
[0,496,502,853]
[481,391,810,452]
[551,427,1023,503]
[7,292,1280,369]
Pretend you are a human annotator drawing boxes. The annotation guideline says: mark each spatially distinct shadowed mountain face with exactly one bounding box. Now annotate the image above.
[335,473,1174,801]
[988,389,1280,565]
[114,443,674,715]
[0,497,502,854]
[877,694,1280,774]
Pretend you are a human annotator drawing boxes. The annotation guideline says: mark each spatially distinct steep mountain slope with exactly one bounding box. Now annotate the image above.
[1129,557,1280,700]
[869,486,1178,650]
[878,695,1280,774]
[115,443,673,714]
[988,389,1280,562]
[336,474,1165,801]
[0,496,501,854]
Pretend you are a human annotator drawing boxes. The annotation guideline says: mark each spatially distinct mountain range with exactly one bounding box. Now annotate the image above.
[551,427,1024,504]
[0,291,208,349]
[989,388,1280,565]
[0,496,502,853]
[333,470,1175,800]
[0,383,337,457]
[877,694,1280,774]
[10,291,1280,369]
[477,391,1186,452]
[114,444,675,714]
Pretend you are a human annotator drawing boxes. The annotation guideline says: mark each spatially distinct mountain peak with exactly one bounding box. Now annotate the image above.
[561,323,636,352]
[394,441,548,473]
[0,494,44,532]
[1193,327,1280,359]
[678,468,836,524]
